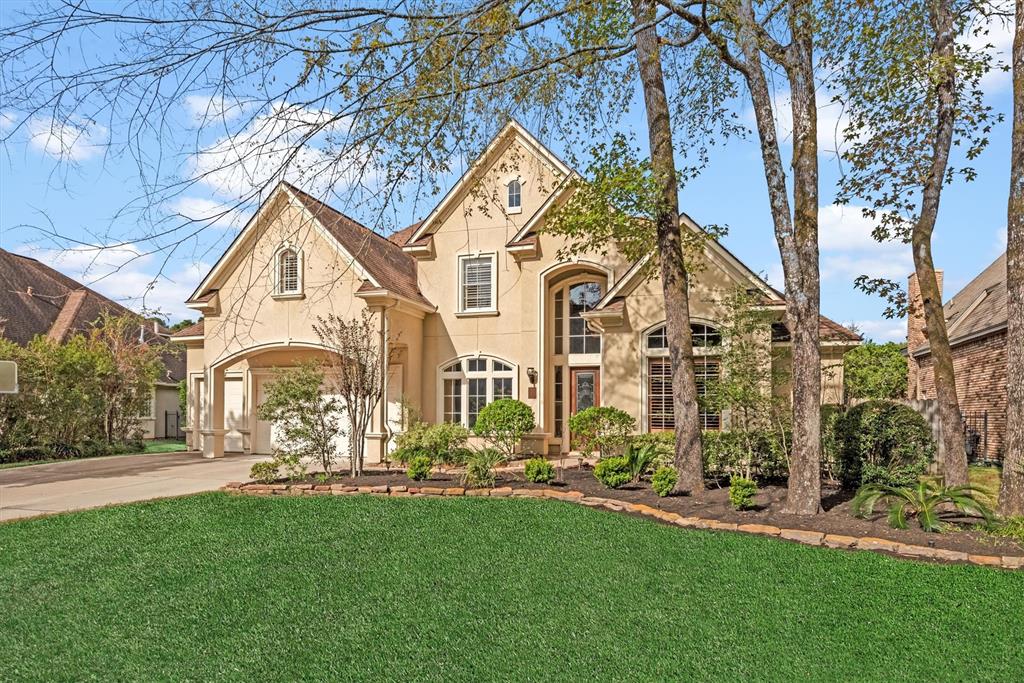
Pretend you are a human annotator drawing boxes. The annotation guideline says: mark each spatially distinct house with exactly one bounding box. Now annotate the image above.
[0,247,185,439]
[175,121,861,461]
[907,254,1008,463]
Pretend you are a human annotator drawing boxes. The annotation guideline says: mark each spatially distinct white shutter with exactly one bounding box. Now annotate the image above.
[462,256,493,310]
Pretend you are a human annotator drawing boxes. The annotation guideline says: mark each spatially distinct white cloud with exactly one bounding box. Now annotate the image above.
[745,91,857,157]
[25,116,108,161]
[190,101,361,199]
[26,244,207,322]
[0,111,15,133]
[852,318,907,343]
[165,196,251,231]
[818,203,913,282]
[963,6,1014,93]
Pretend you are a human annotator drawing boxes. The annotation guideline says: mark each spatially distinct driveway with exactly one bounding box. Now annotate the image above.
[0,451,266,522]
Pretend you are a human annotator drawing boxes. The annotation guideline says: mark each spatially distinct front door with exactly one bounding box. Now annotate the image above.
[570,367,600,415]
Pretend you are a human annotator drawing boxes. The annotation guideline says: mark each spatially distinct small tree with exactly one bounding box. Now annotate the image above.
[843,342,908,401]
[88,312,164,444]
[704,289,790,480]
[472,399,535,461]
[568,406,636,459]
[313,310,392,477]
[256,362,343,476]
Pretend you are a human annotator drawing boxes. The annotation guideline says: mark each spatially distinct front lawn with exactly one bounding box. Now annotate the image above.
[0,495,1020,682]
[141,438,188,454]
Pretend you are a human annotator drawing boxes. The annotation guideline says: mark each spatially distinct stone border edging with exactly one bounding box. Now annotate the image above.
[222,481,1024,571]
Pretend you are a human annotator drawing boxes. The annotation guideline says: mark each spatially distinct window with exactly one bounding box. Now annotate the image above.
[644,322,721,432]
[553,366,564,438]
[507,179,522,211]
[439,356,516,428]
[646,323,722,350]
[646,358,721,431]
[275,246,301,295]
[459,254,496,312]
[551,280,603,355]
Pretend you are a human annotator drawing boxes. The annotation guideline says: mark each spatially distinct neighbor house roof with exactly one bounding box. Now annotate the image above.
[170,320,205,339]
[0,247,185,381]
[911,252,1007,357]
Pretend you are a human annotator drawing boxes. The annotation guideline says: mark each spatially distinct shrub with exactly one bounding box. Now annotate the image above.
[729,477,758,510]
[630,432,675,468]
[835,400,934,489]
[820,404,843,482]
[651,466,677,497]
[852,480,994,532]
[569,406,636,458]
[250,461,279,483]
[524,457,555,483]
[395,421,470,466]
[462,448,505,488]
[701,430,789,481]
[472,399,534,460]
[986,517,1024,544]
[0,445,53,464]
[50,442,82,460]
[593,456,631,489]
[623,442,655,482]
[407,454,433,481]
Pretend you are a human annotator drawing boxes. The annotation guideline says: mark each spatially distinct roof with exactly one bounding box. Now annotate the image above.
[0,248,185,381]
[284,185,433,307]
[817,316,863,342]
[388,222,421,247]
[912,253,1007,356]
[170,320,205,338]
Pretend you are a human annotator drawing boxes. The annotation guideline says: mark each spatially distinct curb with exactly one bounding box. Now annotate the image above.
[222,481,1023,570]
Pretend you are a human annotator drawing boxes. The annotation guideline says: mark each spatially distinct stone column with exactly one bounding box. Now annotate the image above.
[202,365,226,458]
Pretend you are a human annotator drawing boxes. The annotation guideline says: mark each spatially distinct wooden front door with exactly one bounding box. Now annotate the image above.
[569,367,600,415]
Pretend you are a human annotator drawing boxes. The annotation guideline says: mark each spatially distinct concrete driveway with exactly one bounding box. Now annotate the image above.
[0,451,266,522]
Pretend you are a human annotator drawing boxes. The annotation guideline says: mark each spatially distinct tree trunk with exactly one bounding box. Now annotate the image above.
[916,0,968,486]
[735,0,822,514]
[631,0,704,494]
[1000,0,1024,517]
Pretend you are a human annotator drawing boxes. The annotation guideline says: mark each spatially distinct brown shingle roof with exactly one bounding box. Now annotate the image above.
[388,222,421,247]
[819,316,862,342]
[170,320,205,338]
[913,253,1007,355]
[0,248,185,381]
[284,184,433,308]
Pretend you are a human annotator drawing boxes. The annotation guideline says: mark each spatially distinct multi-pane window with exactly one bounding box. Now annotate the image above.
[553,289,564,354]
[646,357,720,431]
[439,357,516,428]
[553,366,564,438]
[554,281,600,354]
[645,323,721,432]
[645,323,722,350]
[507,179,522,210]
[277,248,300,295]
[460,255,495,312]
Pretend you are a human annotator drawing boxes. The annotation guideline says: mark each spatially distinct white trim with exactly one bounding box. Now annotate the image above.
[508,174,578,244]
[272,242,304,297]
[408,120,572,244]
[506,178,523,214]
[436,354,519,428]
[458,252,498,314]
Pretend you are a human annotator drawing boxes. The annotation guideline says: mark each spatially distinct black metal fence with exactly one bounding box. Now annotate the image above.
[164,410,185,440]
[962,410,993,465]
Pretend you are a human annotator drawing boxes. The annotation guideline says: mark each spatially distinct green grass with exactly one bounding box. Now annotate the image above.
[141,438,187,454]
[0,495,1021,682]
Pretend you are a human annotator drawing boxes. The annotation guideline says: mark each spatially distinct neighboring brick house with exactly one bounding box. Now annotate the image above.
[0,247,186,439]
[907,254,1007,463]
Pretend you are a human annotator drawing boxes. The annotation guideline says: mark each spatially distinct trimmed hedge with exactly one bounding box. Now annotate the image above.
[834,400,934,489]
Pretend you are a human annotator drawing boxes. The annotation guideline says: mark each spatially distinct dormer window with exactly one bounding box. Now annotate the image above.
[274,245,303,297]
[507,178,522,213]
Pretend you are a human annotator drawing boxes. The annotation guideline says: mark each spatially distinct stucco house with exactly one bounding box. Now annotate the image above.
[0,247,185,439]
[174,121,860,461]
[907,254,1008,463]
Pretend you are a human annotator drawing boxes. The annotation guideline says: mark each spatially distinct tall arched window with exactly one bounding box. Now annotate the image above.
[644,322,721,431]
[552,280,602,356]
[439,356,517,428]
[275,246,302,296]
[507,179,522,211]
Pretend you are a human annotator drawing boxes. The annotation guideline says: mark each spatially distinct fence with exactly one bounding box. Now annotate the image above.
[962,410,995,465]
[164,410,185,440]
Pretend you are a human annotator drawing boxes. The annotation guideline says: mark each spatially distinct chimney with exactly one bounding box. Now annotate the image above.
[906,270,943,399]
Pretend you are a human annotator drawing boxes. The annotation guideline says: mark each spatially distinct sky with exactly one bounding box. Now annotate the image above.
[0,4,1015,342]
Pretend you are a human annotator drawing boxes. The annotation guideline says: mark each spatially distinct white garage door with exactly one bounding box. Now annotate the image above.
[253,374,349,466]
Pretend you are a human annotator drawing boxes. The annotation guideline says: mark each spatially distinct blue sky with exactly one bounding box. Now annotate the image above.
[0,6,1013,341]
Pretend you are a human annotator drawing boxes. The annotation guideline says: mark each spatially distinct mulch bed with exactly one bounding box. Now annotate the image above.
[257,463,1021,561]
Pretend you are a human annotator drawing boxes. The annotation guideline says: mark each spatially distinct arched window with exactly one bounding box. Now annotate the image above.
[275,246,302,296]
[552,280,602,355]
[507,179,522,211]
[644,323,721,431]
[439,356,517,428]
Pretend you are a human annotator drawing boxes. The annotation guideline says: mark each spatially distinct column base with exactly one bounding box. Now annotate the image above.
[201,429,227,459]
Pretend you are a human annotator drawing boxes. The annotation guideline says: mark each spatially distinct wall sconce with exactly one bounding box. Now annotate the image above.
[526,367,538,385]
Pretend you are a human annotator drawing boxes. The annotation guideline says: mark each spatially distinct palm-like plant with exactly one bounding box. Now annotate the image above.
[623,442,656,483]
[851,480,994,532]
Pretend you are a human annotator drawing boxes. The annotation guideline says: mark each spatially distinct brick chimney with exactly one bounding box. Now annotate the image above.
[906,270,943,399]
